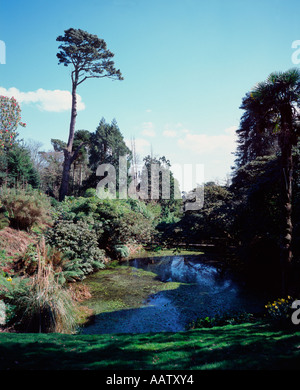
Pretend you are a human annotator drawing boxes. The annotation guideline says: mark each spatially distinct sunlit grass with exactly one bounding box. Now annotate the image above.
[1,322,300,369]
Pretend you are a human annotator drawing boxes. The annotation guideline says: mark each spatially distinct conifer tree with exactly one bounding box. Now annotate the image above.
[56,28,123,201]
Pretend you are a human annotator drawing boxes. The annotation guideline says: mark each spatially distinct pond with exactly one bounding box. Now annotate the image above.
[80,252,265,334]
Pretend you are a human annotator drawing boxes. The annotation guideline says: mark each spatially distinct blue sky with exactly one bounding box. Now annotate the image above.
[1,0,300,190]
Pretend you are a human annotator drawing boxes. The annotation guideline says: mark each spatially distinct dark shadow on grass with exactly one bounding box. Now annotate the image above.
[1,323,300,370]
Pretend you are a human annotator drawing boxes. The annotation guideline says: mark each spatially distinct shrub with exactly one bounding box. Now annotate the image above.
[113,244,130,260]
[0,186,52,230]
[126,198,155,220]
[105,211,154,248]
[265,296,295,325]
[186,311,255,330]
[0,273,31,326]
[51,196,97,224]
[52,196,156,255]
[84,188,96,198]
[45,220,106,278]
[0,274,20,301]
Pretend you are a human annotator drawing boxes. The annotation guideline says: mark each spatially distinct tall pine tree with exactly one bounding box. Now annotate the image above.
[56,28,123,200]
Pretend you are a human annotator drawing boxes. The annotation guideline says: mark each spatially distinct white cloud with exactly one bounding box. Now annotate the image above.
[141,121,156,137]
[0,87,85,112]
[172,126,238,186]
[162,122,189,138]
[163,129,178,137]
[125,137,151,155]
[177,126,238,155]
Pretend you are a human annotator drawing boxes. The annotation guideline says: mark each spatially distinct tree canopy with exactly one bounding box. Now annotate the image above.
[56,28,123,85]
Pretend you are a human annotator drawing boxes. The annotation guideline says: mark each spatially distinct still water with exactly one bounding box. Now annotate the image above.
[81,254,264,334]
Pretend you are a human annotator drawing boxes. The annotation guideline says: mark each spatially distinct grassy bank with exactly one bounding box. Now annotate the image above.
[1,322,300,370]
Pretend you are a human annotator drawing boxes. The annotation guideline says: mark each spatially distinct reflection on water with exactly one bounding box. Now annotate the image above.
[131,256,223,285]
[81,255,264,334]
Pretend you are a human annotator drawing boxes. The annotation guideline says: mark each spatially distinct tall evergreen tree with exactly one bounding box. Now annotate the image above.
[56,28,123,201]
[0,143,40,187]
[86,118,131,191]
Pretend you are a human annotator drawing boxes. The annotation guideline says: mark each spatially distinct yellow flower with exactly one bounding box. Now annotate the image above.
[6,277,12,282]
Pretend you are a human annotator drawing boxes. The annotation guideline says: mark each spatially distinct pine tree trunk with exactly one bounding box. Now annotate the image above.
[79,163,82,187]
[59,76,78,201]
[59,150,72,201]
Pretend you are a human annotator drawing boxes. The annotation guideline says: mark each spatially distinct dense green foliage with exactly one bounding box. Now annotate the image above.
[86,118,132,191]
[45,220,106,277]
[50,194,157,259]
[0,143,40,187]
[160,182,234,248]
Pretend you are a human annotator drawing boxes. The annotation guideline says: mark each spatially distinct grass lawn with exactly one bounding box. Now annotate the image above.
[0,321,300,370]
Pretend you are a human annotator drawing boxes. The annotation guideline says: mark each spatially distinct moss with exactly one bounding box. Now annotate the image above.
[81,265,182,315]
[128,248,204,259]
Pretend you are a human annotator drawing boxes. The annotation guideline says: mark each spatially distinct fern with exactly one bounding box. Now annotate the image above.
[0,186,52,230]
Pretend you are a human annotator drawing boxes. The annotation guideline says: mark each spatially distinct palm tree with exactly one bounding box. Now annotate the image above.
[235,92,279,168]
[248,68,300,294]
